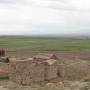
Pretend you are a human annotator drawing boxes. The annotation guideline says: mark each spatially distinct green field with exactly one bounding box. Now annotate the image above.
[0,36,90,51]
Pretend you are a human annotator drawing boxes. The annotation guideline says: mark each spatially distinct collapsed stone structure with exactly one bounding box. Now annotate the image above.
[33,53,59,61]
[0,53,64,85]
[9,58,64,85]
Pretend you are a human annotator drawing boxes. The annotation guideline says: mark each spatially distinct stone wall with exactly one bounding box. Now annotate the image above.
[9,58,64,85]
[0,63,9,76]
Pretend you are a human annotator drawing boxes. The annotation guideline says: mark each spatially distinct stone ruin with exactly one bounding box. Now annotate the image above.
[0,49,9,63]
[0,49,5,57]
[0,49,10,76]
[33,53,59,61]
[9,59,64,85]
[0,53,64,85]
[0,63,9,77]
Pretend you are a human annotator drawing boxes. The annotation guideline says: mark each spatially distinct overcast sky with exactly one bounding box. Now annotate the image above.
[0,0,90,35]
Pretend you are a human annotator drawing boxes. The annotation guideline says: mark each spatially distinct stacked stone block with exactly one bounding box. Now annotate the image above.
[9,57,63,85]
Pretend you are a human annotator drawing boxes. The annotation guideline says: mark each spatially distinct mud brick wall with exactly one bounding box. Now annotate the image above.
[0,63,9,76]
[58,64,65,79]
[9,59,46,85]
[44,60,58,81]
[9,59,63,85]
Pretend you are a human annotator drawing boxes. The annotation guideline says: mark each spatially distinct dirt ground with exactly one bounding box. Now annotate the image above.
[5,48,90,59]
[0,86,9,90]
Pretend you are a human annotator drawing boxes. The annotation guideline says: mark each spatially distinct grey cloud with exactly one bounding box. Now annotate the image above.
[0,0,90,35]
[31,22,90,35]
[0,0,27,4]
[31,0,90,12]
[49,0,69,3]
[47,5,90,12]
[0,0,17,4]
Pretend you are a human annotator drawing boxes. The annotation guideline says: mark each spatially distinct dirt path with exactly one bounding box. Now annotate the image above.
[0,86,10,90]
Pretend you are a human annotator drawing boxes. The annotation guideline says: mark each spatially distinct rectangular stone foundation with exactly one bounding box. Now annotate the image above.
[9,58,63,85]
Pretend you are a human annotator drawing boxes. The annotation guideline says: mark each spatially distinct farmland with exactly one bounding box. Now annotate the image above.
[0,36,90,51]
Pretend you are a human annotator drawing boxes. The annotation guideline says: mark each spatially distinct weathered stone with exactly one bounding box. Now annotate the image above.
[0,57,9,63]
[44,59,58,81]
[0,62,9,76]
[33,53,58,61]
[9,57,63,85]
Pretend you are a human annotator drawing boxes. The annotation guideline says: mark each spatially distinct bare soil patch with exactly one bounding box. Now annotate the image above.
[5,48,90,59]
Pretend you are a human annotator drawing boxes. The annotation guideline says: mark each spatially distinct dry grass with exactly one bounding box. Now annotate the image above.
[0,80,90,90]
[61,57,90,81]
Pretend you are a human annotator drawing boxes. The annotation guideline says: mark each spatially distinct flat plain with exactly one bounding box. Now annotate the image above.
[0,36,90,51]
